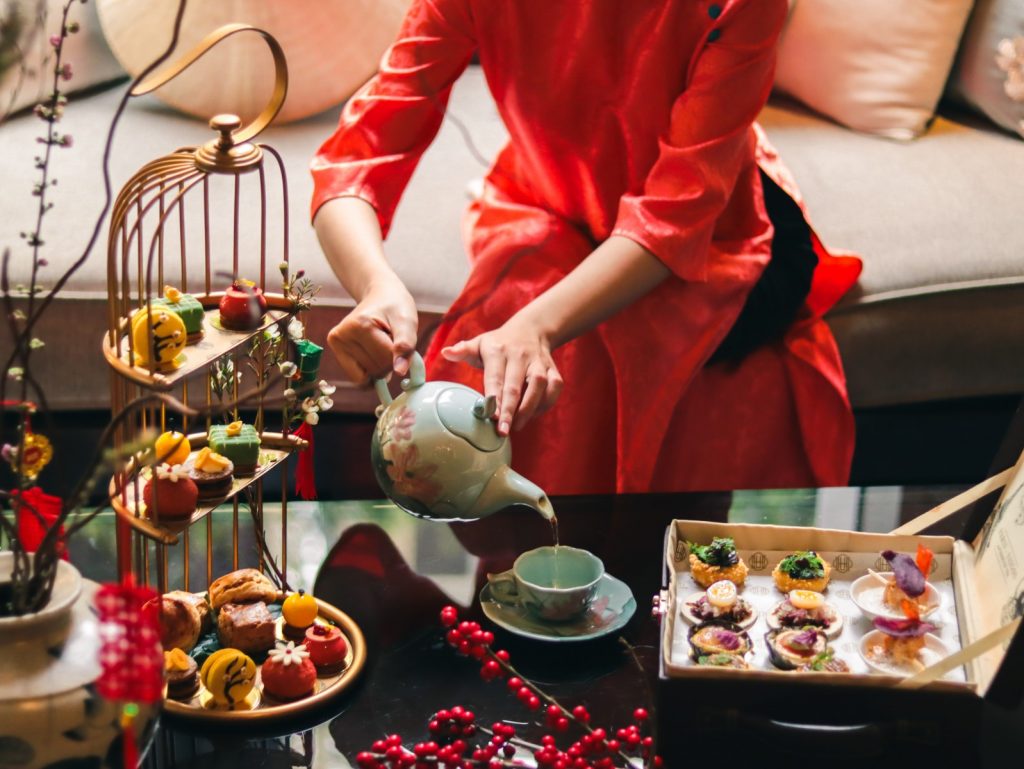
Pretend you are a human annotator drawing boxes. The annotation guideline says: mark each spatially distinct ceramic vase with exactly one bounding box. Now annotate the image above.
[0,553,160,769]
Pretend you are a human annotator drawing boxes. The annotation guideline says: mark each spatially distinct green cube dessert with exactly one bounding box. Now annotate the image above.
[152,286,205,343]
[208,421,260,477]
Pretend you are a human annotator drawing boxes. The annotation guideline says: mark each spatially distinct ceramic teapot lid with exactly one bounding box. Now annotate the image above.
[436,386,504,453]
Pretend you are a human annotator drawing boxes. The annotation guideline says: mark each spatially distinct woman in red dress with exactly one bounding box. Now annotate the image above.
[311,0,862,495]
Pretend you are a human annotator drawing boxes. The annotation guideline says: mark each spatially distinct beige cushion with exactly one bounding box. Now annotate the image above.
[775,0,974,139]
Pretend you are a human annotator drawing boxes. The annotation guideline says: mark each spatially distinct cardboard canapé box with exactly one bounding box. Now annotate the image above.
[655,449,1024,765]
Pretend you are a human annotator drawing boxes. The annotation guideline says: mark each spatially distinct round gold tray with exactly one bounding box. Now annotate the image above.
[163,597,366,724]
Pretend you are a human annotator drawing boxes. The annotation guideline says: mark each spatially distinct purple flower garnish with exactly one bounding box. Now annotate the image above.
[882,549,926,598]
[873,616,935,638]
[712,628,741,651]
[788,629,820,651]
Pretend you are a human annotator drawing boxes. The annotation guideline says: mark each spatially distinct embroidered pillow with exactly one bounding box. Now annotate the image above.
[948,0,1024,139]
[773,0,974,140]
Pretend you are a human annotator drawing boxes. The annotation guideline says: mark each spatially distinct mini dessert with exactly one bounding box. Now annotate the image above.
[156,592,202,652]
[217,601,277,655]
[164,590,212,634]
[186,447,234,501]
[143,463,198,521]
[130,306,186,370]
[797,649,851,674]
[305,623,348,673]
[765,627,829,670]
[219,278,268,331]
[688,622,752,660]
[199,648,257,709]
[682,579,756,628]
[208,568,279,609]
[767,589,843,638]
[687,537,748,588]
[282,589,318,640]
[154,430,191,466]
[152,285,204,344]
[882,546,933,613]
[208,421,260,476]
[695,653,749,670]
[260,641,318,701]
[164,648,200,700]
[772,551,831,593]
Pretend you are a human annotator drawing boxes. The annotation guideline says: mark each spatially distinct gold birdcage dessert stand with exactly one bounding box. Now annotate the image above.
[102,23,365,725]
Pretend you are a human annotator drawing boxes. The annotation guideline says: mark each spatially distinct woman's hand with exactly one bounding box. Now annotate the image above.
[441,315,564,435]
[327,275,418,384]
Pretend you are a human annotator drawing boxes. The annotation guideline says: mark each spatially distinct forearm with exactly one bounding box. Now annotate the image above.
[516,235,671,347]
[313,196,401,301]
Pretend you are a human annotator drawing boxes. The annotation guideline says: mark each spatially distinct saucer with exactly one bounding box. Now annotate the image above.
[479,574,636,642]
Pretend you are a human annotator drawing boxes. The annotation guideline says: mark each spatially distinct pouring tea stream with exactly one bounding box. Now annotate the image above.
[370,352,556,524]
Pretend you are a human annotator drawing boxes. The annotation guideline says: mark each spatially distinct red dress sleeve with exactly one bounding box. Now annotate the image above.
[310,0,476,234]
[611,0,788,281]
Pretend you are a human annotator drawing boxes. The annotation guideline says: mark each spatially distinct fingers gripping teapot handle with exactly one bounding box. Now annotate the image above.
[373,352,427,408]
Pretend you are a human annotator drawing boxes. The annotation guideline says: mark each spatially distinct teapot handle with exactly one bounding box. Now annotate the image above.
[373,352,427,407]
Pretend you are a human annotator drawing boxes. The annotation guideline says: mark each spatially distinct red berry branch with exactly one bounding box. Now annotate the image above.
[355,606,661,769]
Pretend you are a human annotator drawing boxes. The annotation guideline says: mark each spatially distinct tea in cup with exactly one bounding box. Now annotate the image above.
[487,546,604,621]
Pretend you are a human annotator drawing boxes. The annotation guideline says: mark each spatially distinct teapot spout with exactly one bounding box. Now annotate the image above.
[471,465,555,520]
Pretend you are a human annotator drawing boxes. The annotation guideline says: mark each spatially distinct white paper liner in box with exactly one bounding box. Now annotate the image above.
[669,549,965,679]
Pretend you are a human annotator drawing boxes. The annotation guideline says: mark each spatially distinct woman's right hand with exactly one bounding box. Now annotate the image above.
[327,275,418,384]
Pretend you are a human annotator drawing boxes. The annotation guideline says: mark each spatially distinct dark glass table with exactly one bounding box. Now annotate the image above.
[68,485,1021,768]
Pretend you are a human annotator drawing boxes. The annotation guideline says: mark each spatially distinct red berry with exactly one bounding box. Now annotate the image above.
[440,606,458,626]
[591,728,606,742]
[556,717,570,732]
[642,736,653,748]
[503,744,516,759]
[547,704,561,718]
[606,740,620,752]
[458,709,474,724]
[572,705,590,722]
[451,739,468,754]
[428,720,440,734]
[457,640,471,655]
[495,649,510,662]
[526,695,541,710]
[481,631,495,645]
[654,757,664,768]
[507,676,523,691]
[372,740,387,752]
[517,686,533,702]
[384,745,402,760]
[387,734,402,746]
[470,645,487,660]
[633,707,649,722]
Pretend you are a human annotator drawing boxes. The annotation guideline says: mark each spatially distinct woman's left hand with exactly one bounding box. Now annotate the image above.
[441,316,564,436]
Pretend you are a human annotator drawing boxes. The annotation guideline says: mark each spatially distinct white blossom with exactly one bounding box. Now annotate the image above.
[996,37,1024,103]
[279,361,298,378]
[283,388,297,403]
[304,410,320,426]
[287,317,304,341]
[317,395,334,412]
[318,379,336,396]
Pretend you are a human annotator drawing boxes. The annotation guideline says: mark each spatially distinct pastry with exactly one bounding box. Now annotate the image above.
[687,622,751,660]
[304,623,348,673]
[199,648,257,709]
[154,430,191,466]
[152,285,205,343]
[164,648,200,700]
[682,579,756,628]
[208,421,260,476]
[281,590,318,640]
[143,463,198,521]
[130,305,186,370]
[687,537,748,588]
[156,592,202,652]
[765,627,829,670]
[217,601,277,655]
[164,590,212,635]
[218,278,268,331]
[208,568,279,609]
[767,589,843,638]
[186,447,234,501]
[260,641,317,701]
[772,551,831,593]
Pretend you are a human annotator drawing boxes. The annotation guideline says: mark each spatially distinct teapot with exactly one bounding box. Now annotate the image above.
[370,353,554,522]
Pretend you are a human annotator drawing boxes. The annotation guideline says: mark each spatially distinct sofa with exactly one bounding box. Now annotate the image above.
[2,1,1023,486]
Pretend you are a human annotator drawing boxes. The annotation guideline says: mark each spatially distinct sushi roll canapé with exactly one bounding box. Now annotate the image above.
[688,621,752,660]
[687,537,748,588]
[765,627,828,670]
[772,551,831,593]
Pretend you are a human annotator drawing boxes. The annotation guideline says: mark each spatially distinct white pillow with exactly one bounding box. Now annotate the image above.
[774,0,975,140]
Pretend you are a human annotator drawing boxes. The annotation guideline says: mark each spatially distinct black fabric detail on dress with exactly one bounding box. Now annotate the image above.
[709,169,818,364]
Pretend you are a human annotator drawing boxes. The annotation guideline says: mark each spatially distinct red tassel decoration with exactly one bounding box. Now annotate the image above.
[294,421,317,501]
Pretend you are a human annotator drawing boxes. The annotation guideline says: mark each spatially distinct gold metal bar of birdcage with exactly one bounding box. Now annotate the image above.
[262,145,290,266]
[183,526,190,591]
[157,187,165,289]
[178,179,187,291]
[142,535,150,588]
[203,177,211,295]
[233,175,240,276]
[159,543,168,594]
[142,177,207,312]
[232,496,239,570]
[206,513,213,586]
[281,456,288,578]
[182,380,189,433]
[256,479,264,574]
[258,163,267,288]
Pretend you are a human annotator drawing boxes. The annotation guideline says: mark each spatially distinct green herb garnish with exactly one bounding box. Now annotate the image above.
[808,649,834,671]
[688,537,739,567]
[778,551,825,580]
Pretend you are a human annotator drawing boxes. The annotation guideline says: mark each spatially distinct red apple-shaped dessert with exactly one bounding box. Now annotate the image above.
[218,279,268,331]
[143,463,198,520]
[260,641,317,701]
[304,623,348,672]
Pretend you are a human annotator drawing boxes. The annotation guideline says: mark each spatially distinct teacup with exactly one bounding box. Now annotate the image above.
[487,546,604,622]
